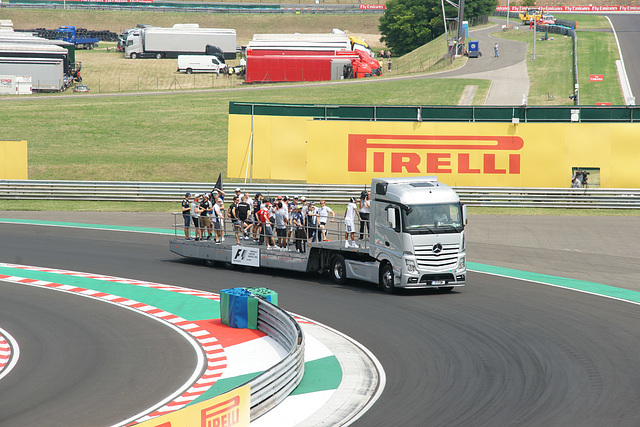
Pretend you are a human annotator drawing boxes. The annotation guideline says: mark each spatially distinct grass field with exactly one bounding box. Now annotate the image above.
[576,31,623,105]
[1,78,492,182]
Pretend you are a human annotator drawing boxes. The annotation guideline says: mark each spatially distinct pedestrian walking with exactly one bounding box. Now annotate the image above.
[494,43,499,58]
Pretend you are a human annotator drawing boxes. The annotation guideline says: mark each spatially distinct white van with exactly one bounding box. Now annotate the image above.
[177,55,227,74]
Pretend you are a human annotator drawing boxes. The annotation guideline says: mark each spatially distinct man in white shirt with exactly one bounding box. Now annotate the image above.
[316,199,335,241]
[344,197,361,248]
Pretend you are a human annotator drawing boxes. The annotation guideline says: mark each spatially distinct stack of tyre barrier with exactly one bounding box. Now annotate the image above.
[220,287,279,329]
[14,28,119,42]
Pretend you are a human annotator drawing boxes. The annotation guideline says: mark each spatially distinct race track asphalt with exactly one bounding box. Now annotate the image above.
[1,212,640,426]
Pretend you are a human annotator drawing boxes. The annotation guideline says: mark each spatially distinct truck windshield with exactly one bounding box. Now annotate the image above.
[55,31,68,39]
[402,203,463,234]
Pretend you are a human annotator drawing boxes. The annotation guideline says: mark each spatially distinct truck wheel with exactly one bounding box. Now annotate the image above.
[329,255,346,285]
[156,53,163,59]
[89,44,94,50]
[186,68,193,74]
[130,52,138,59]
[380,263,395,294]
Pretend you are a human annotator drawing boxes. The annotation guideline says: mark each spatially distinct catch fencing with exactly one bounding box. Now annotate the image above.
[2,180,640,209]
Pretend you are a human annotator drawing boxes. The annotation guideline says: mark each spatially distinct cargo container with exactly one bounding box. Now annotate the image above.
[125,25,236,59]
[245,55,354,83]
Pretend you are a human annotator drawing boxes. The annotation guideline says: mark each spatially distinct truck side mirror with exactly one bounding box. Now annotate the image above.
[462,204,468,225]
[386,207,396,229]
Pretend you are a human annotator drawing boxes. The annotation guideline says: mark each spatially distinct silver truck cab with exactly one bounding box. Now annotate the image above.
[370,176,467,292]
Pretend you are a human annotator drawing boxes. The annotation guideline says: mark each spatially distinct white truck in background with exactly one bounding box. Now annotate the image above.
[177,55,227,74]
[125,25,236,59]
[170,176,466,293]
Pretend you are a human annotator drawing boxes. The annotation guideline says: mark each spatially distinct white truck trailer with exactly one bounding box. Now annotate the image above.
[125,25,236,59]
[0,43,70,92]
[170,176,467,293]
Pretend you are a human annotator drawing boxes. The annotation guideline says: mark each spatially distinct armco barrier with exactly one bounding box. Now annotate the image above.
[2,180,640,208]
[244,297,305,420]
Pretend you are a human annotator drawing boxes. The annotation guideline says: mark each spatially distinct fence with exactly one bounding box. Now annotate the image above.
[243,298,304,420]
[3,180,640,209]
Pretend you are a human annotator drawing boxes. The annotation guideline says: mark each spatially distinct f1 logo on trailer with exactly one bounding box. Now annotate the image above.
[347,134,524,175]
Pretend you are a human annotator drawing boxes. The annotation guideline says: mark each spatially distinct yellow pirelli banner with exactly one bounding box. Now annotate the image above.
[135,384,250,427]
[228,112,640,187]
[1,140,28,179]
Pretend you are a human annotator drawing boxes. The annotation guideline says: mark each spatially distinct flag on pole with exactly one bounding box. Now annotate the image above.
[213,172,223,193]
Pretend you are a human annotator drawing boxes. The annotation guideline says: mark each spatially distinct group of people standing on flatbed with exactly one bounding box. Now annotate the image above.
[181,188,372,251]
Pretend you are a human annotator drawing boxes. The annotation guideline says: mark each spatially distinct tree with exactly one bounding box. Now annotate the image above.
[379,0,498,56]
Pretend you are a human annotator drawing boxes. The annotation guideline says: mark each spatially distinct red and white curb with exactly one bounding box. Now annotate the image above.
[0,263,226,425]
[0,327,19,381]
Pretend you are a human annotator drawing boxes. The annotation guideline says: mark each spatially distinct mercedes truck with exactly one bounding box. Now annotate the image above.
[170,176,467,293]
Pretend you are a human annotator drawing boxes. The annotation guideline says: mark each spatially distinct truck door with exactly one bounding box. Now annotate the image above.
[373,203,402,254]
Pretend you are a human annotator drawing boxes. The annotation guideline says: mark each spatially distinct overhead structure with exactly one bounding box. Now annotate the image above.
[441,0,465,56]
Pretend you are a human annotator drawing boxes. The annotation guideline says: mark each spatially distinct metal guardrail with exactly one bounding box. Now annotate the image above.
[2,180,640,209]
[242,298,305,420]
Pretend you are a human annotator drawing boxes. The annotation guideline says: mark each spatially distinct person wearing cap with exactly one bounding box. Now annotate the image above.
[190,194,202,241]
[291,205,306,253]
[182,192,192,239]
[212,196,224,243]
[256,201,274,248]
[344,197,361,248]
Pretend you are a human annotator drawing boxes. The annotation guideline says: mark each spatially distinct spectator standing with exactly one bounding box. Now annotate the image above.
[291,205,306,253]
[256,202,274,248]
[237,195,252,239]
[275,201,289,250]
[307,201,319,243]
[213,198,224,243]
[190,194,202,241]
[359,190,371,240]
[182,192,192,239]
[228,196,242,244]
[252,193,263,240]
[317,199,335,241]
[200,194,213,240]
[344,197,361,248]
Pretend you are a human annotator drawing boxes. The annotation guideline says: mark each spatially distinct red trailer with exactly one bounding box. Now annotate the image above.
[246,54,368,83]
[246,48,382,77]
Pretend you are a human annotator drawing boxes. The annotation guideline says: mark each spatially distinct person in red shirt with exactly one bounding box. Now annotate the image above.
[256,203,275,249]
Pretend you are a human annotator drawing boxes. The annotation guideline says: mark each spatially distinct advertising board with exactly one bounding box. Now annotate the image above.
[228,110,640,188]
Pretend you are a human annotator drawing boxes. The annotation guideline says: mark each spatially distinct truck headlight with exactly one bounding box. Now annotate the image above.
[405,259,417,273]
[456,256,466,273]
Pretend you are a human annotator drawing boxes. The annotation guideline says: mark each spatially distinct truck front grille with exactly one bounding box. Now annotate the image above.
[414,243,460,270]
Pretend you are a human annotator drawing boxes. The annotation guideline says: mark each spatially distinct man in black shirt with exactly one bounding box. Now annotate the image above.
[237,195,252,239]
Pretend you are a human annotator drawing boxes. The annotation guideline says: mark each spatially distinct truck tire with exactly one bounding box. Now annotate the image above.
[380,263,396,294]
[130,52,138,59]
[329,255,346,285]
[155,53,163,59]
[186,68,193,74]
[88,44,94,50]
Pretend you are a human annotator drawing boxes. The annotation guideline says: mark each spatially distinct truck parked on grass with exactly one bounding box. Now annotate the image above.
[170,176,467,293]
[55,26,99,50]
[519,8,544,25]
[125,25,236,59]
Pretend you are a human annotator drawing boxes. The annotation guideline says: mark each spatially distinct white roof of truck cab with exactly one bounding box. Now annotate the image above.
[372,176,460,205]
